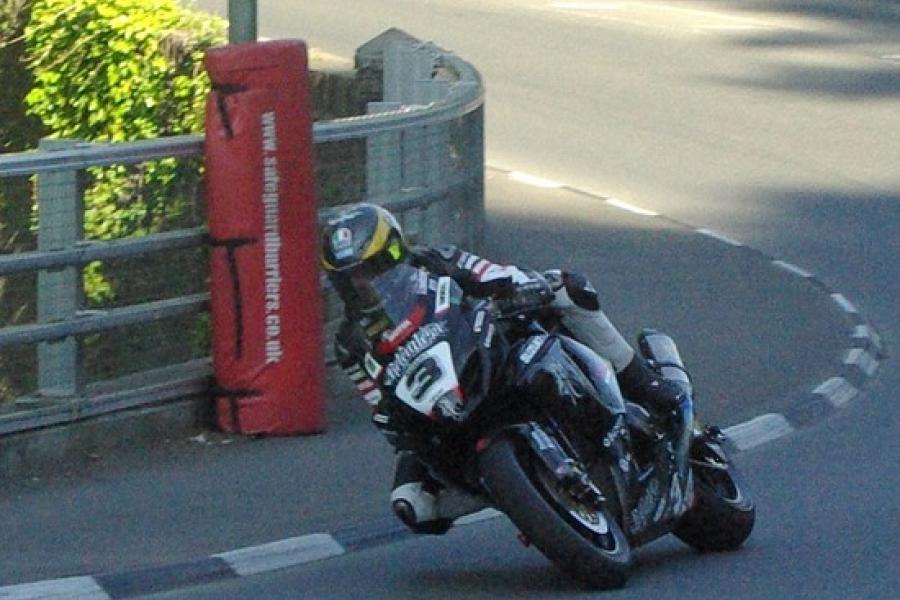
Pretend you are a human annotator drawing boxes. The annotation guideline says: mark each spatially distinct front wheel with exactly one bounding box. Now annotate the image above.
[674,442,755,552]
[479,436,632,589]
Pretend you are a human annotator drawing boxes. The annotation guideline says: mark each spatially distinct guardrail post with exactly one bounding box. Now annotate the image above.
[415,79,452,245]
[468,103,485,251]
[391,44,435,194]
[228,0,257,44]
[415,79,451,196]
[366,101,403,201]
[35,138,85,399]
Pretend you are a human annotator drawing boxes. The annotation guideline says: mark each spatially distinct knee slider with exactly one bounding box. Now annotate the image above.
[390,483,452,535]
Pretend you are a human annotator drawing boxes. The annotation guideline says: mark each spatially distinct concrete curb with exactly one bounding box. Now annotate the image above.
[0,511,503,600]
[1,169,885,598]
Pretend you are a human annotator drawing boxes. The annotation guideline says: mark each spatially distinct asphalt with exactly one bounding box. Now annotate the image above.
[0,169,878,595]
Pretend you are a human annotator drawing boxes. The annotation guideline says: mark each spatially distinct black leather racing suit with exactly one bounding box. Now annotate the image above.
[334,244,566,439]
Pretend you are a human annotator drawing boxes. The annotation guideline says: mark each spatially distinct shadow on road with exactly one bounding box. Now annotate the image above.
[706,0,900,98]
[721,0,900,29]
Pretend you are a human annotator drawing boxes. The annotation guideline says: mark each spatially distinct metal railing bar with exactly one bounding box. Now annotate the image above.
[0,228,208,276]
[0,293,209,349]
[0,362,211,435]
[0,60,483,176]
[314,86,484,143]
[0,135,205,177]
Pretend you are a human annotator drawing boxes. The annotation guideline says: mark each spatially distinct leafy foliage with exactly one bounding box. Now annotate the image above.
[1,1,43,404]
[0,1,225,403]
[25,0,224,142]
[24,0,225,304]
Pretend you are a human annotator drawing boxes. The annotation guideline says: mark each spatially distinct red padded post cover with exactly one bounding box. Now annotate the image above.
[204,40,324,435]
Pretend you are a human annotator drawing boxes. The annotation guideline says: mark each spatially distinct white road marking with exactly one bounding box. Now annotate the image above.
[723,413,794,451]
[772,260,813,278]
[605,198,659,216]
[853,324,882,351]
[456,508,503,526]
[813,377,859,408]
[695,228,743,247]
[508,171,564,188]
[844,348,879,376]
[550,2,622,9]
[545,1,783,33]
[0,577,110,600]
[214,534,345,576]
[830,293,858,314]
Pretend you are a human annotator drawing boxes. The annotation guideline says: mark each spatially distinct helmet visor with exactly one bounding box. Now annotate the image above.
[337,263,422,324]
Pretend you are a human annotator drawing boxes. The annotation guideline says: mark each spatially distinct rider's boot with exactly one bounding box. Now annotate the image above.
[617,353,687,430]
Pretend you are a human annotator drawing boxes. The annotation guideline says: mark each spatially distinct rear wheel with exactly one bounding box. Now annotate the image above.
[479,436,632,589]
[674,442,755,552]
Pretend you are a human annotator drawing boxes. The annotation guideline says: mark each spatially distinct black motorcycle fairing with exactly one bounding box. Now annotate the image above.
[507,334,626,441]
[358,265,712,541]
[365,264,512,449]
[557,336,626,417]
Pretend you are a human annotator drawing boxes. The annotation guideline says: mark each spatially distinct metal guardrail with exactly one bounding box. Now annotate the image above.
[0,36,485,435]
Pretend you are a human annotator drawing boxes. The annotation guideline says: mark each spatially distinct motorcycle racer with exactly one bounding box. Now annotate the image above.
[320,203,686,534]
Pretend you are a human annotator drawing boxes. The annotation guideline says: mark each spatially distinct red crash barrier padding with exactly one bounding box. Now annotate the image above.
[204,40,325,435]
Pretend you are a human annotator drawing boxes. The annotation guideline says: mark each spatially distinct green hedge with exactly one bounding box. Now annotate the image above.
[25,0,224,142]
[25,0,225,299]
[1,1,226,403]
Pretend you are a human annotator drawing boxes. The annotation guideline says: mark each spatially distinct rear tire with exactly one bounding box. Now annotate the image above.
[674,453,755,552]
[479,436,632,589]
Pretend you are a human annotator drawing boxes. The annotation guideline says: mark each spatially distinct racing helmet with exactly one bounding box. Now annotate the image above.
[320,203,409,315]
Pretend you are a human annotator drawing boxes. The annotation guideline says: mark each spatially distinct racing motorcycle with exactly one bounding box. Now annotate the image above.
[368,263,755,589]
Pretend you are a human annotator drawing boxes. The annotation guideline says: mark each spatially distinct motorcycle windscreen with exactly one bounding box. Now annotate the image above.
[367,265,424,327]
[371,265,478,422]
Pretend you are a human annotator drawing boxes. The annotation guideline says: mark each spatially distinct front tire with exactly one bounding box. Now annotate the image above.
[479,436,632,589]
[674,450,755,552]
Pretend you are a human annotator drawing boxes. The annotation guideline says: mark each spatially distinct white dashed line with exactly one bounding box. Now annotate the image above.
[0,576,111,600]
[772,260,813,279]
[549,2,622,10]
[844,348,879,376]
[813,377,859,408]
[508,171,564,189]
[455,508,503,526]
[605,198,659,216]
[695,228,743,247]
[853,324,882,350]
[723,413,794,451]
[831,293,858,314]
[214,534,345,577]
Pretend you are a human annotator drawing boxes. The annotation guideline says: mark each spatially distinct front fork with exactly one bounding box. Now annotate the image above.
[488,423,610,511]
[624,394,695,543]
[671,394,696,515]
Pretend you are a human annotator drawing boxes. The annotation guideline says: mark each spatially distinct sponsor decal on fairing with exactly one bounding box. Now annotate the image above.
[384,323,447,385]
[363,352,383,380]
[519,336,546,364]
[435,277,452,315]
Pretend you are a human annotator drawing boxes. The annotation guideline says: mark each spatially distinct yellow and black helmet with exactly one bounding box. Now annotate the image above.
[320,203,409,313]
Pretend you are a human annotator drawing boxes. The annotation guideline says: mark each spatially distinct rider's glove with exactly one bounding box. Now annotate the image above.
[542,269,600,311]
[498,271,555,314]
